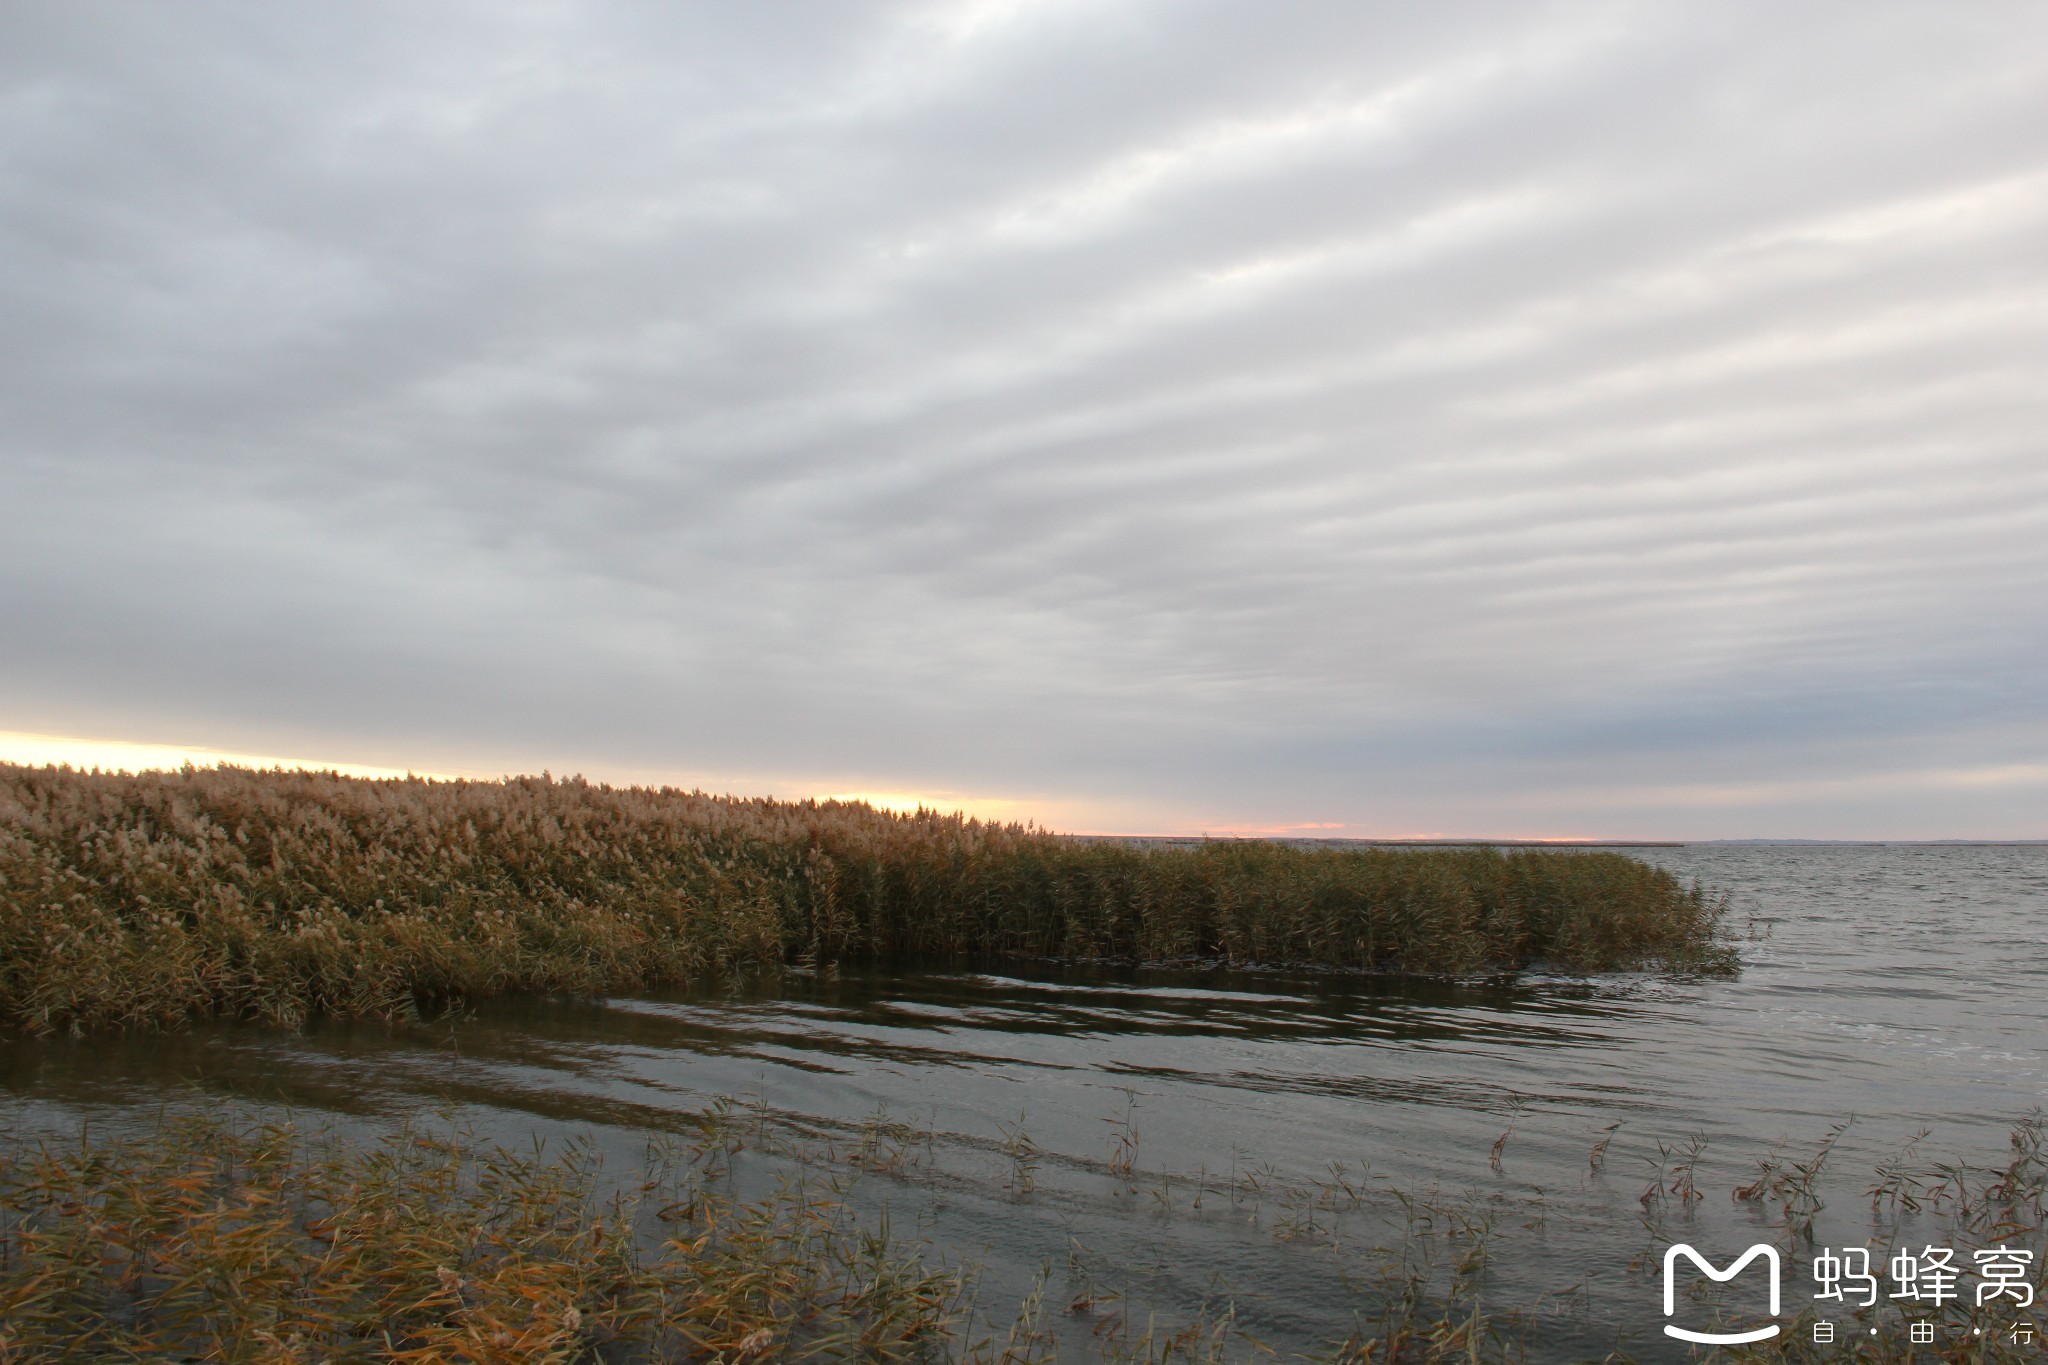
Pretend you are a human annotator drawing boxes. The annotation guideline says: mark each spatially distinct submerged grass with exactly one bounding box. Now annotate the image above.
[0,1108,1495,1364]
[1639,1114,2048,1364]
[0,1114,968,1363]
[5,1105,2040,1363]
[0,763,1732,1037]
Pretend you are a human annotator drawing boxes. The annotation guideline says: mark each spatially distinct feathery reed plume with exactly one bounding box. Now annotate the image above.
[0,763,1733,1037]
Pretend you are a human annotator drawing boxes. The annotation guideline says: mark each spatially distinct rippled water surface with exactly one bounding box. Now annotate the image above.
[6,845,2045,1358]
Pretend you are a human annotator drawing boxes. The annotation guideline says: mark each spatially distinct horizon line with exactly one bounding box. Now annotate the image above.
[1,745,2040,846]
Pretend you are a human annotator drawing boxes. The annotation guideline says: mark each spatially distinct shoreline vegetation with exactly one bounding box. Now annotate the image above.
[2,1103,2040,1363]
[1,764,1732,1038]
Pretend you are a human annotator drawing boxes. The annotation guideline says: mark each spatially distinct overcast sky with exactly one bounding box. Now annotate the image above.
[4,2,2046,837]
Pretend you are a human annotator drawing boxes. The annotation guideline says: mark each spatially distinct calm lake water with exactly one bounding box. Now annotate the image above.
[5,845,2044,1358]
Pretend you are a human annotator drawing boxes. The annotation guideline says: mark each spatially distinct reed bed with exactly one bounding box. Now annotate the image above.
[0,763,1732,1037]
[5,1103,2039,1363]
[0,1108,1510,1364]
[0,1114,968,1363]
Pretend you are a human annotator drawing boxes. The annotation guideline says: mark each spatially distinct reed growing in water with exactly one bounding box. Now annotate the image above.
[5,1105,2040,1363]
[0,763,1732,1037]
[0,1114,968,1363]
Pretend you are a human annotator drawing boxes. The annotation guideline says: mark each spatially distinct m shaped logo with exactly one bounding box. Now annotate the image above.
[1663,1243,1783,1344]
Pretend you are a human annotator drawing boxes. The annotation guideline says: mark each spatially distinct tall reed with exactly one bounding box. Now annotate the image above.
[0,764,1732,1036]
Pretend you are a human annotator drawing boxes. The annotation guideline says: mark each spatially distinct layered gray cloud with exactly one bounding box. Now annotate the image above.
[4,0,2045,835]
